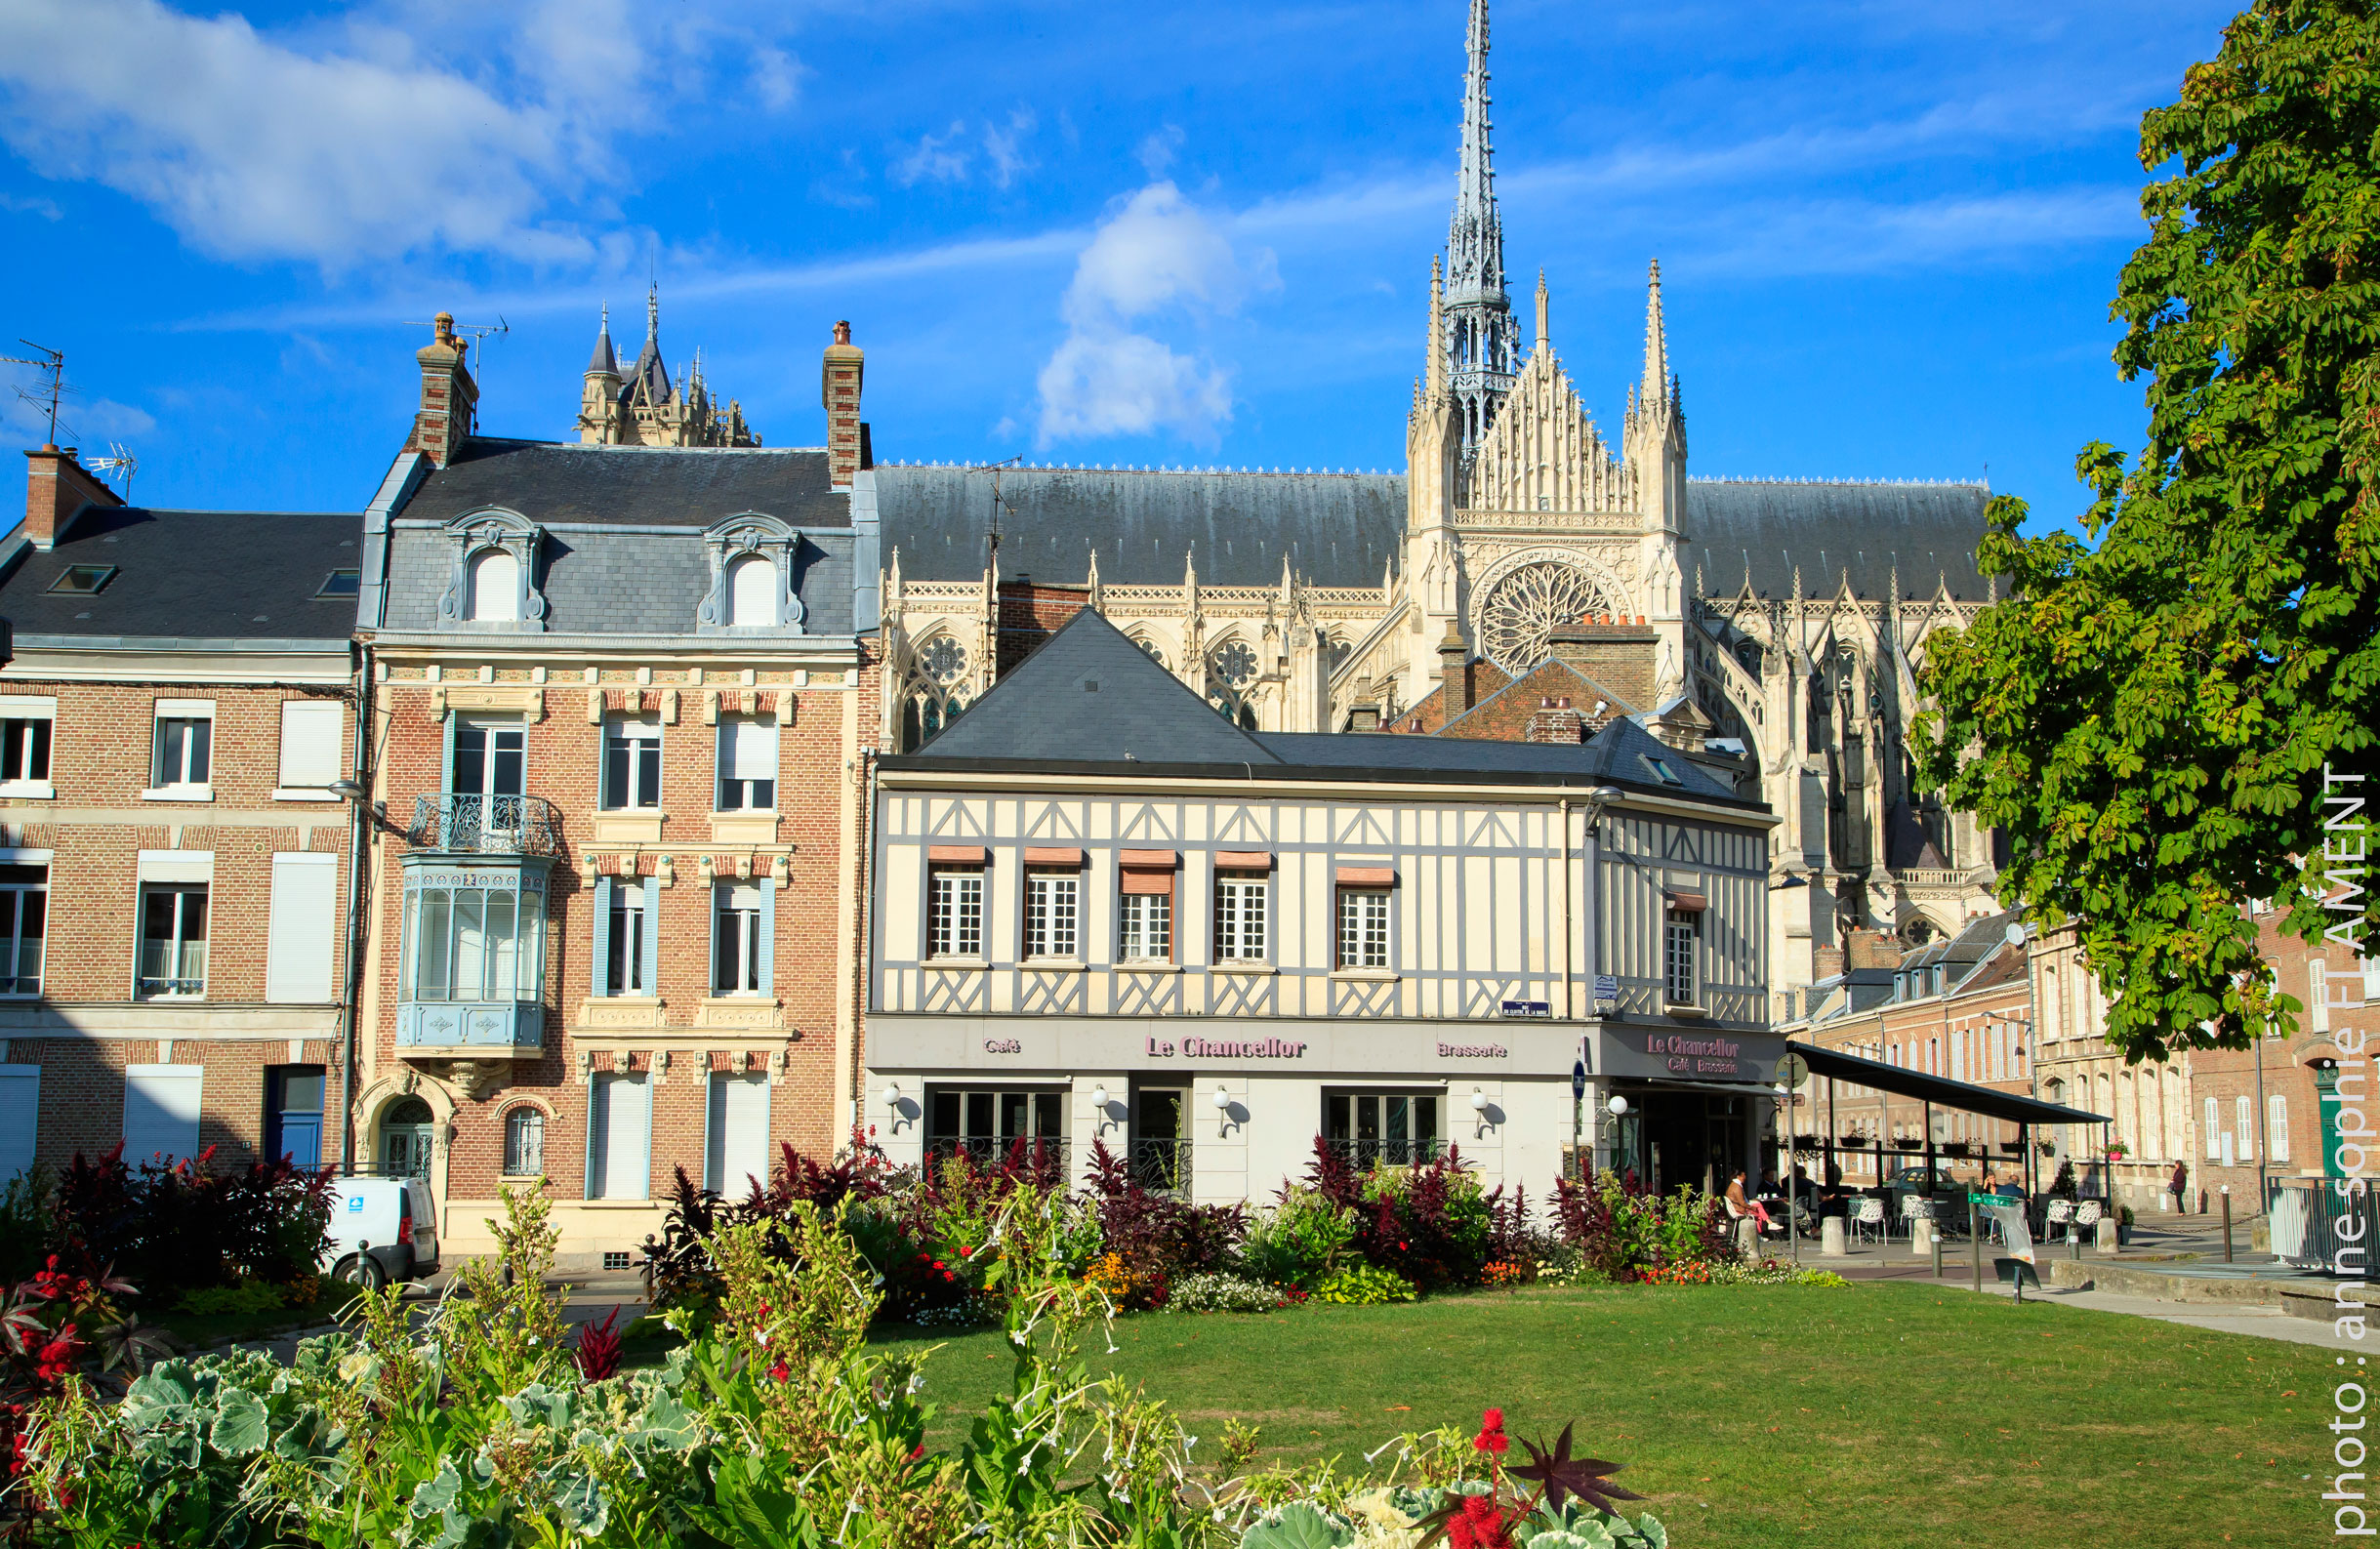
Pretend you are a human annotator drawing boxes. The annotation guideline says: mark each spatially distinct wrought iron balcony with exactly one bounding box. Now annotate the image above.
[406,794,566,857]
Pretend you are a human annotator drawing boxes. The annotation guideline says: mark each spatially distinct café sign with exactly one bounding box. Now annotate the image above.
[1644,1032,1744,1078]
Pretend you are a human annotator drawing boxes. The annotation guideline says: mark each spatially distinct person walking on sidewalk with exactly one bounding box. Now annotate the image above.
[2169,1160,2189,1215]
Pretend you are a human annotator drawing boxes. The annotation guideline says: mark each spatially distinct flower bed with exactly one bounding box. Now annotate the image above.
[10,1188,1671,1549]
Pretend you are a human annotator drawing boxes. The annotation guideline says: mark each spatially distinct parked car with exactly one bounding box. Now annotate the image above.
[321,1175,439,1289]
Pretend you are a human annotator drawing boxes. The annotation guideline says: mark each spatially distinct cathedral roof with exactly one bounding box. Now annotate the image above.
[875,463,1987,601]
[1683,478,1992,601]
[398,438,849,528]
[874,464,1403,588]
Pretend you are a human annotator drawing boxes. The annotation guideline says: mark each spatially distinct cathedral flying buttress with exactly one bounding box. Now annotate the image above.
[863,0,2004,1009]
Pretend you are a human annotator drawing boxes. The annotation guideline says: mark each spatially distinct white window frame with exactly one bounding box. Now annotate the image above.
[927,869,984,959]
[1663,908,1700,1007]
[145,699,215,800]
[2235,1093,2253,1163]
[450,715,525,799]
[1024,871,1080,960]
[502,1105,547,1177]
[723,553,779,628]
[2311,958,2331,1034]
[713,883,764,996]
[1213,873,1268,961]
[600,714,663,811]
[717,714,779,812]
[136,864,211,999]
[1118,887,1172,962]
[0,856,46,998]
[464,546,520,623]
[1337,887,1390,969]
[2270,1092,2291,1162]
[0,696,55,798]
[2203,1096,2221,1161]
[272,700,345,801]
[607,879,650,996]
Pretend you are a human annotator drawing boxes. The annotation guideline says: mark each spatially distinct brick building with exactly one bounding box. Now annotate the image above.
[350,312,881,1269]
[0,444,360,1182]
[1780,915,2041,1191]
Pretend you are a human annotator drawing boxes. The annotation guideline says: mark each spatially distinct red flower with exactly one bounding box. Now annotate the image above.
[908,1443,925,1462]
[931,1261,945,1272]
[1447,1492,1512,1549]
[767,1359,790,1382]
[1473,1407,1509,1455]
[959,1245,971,1257]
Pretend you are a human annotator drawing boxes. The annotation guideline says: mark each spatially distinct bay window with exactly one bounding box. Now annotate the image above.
[401,873,546,1003]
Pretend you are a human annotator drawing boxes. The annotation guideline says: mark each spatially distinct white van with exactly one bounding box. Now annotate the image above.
[322,1176,439,1289]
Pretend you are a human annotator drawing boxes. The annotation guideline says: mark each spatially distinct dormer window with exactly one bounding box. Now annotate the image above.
[47,564,115,595]
[465,547,519,621]
[724,553,778,627]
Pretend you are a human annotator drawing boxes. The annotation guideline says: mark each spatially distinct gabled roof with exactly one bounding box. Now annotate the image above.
[889,611,1767,810]
[395,439,848,528]
[0,506,360,646]
[908,608,1277,765]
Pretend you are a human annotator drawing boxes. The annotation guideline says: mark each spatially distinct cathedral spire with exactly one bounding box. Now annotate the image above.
[1441,0,1518,468]
[1534,267,1549,354]
[1641,259,1669,407]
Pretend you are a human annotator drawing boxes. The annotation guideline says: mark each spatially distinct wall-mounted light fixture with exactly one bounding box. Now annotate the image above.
[1471,1086,1491,1138]
[1089,1083,1117,1136]
[1213,1083,1234,1138]
[882,1080,905,1133]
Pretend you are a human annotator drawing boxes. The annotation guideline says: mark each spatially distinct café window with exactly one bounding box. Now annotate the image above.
[1119,849,1176,962]
[928,1087,1064,1165]
[401,874,547,1003]
[1663,893,1704,1007]
[1213,862,1270,961]
[1335,866,1394,969]
[1024,859,1081,960]
[1326,1090,1441,1167]
[927,866,984,958]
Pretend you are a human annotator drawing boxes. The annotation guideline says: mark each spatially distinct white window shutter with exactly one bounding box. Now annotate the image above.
[276,701,343,791]
[123,1064,202,1164]
[2203,1097,2221,1162]
[640,880,661,993]
[0,1065,37,1182]
[589,1073,650,1201]
[707,1073,771,1197]
[726,716,779,782]
[759,876,778,988]
[589,876,613,997]
[2271,1093,2291,1162]
[2312,958,2331,1034]
[265,853,339,1002]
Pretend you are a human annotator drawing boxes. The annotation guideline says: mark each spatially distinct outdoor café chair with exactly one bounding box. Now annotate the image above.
[2073,1200,2104,1239]
[1851,1197,1886,1246]
[2044,1198,2074,1243]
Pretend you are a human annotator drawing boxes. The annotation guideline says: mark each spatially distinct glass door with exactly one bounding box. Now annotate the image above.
[1133,1088,1187,1194]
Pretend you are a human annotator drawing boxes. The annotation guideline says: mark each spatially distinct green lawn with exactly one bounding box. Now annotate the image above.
[871,1282,2322,1549]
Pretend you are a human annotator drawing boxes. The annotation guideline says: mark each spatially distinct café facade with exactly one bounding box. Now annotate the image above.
[863,612,1784,1205]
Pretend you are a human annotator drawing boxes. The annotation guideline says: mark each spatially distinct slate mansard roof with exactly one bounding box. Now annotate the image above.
[375,437,869,639]
[0,506,362,647]
[401,439,850,529]
[874,464,1990,601]
[887,609,1764,809]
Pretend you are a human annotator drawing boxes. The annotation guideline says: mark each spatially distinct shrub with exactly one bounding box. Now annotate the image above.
[172,1280,286,1318]
[1165,1273,1288,1314]
[48,1145,333,1299]
[1239,1186,1358,1289]
[1082,1139,1247,1283]
[1312,1264,1417,1304]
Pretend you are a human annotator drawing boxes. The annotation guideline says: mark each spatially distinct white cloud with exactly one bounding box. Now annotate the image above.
[0,189,59,220]
[1136,124,1183,179]
[0,0,807,270]
[1035,181,1248,446]
[983,108,1037,190]
[892,121,972,186]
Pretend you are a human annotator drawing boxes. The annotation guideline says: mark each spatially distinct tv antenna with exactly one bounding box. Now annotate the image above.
[401,315,510,391]
[970,454,1024,565]
[1,340,66,446]
[86,443,139,504]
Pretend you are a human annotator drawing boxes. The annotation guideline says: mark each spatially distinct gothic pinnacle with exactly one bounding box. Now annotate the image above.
[1642,259,1669,407]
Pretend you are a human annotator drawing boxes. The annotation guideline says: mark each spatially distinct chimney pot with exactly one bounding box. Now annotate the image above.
[22,444,121,551]
[403,310,477,468]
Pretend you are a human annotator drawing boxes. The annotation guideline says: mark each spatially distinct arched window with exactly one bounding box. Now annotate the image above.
[725,554,778,627]
[898,634,971,751]
[381,1095,434,1178]
[503,1106,546,1176]
[465,547,518,622]
[1206,639,1258,727]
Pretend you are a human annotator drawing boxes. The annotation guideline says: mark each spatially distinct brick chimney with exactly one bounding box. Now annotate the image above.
[1846,928,1905,972]
[1813,945,1847,981]
[822,319,866,488]
[1526,695,1585,744]
[403,312,477,468]
[1437,620,1469,717]
[21,444,121,550]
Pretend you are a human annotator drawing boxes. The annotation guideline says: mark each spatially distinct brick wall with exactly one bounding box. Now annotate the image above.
[364,656,874,1250]
[1,676,355,1172]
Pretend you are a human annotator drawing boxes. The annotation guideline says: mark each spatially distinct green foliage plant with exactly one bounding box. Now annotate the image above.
[1311,1265,1418,1306]
[1911,0,2380,1061]
[1240,1189,1359,1289]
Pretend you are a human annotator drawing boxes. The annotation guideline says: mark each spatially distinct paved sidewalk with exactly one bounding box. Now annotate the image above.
[1924,1275,2341,1347]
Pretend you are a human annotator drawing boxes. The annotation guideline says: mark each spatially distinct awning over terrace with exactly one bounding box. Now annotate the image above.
[1783,1040,2108,1125]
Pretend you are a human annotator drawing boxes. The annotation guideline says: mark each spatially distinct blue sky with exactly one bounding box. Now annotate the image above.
[0,0,2238,534]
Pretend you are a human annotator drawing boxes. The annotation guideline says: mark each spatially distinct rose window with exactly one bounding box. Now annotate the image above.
[1475,561,1617,673]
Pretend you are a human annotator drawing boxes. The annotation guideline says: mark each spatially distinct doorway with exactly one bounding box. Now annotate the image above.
[1134,1087,1187,1193]
[380,1095,434,1178]
[265,1065,324,1169]
[1615,1088,1748,1195]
